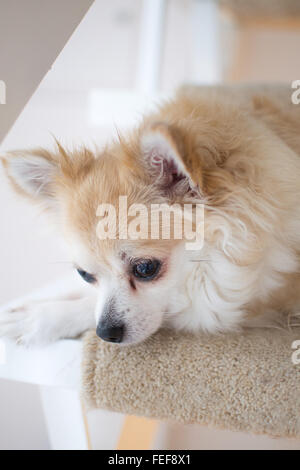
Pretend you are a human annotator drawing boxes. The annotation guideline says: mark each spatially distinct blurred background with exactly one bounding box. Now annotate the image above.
[0,0,300,450]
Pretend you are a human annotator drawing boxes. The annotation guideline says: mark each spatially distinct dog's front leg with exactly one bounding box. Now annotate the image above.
[0,289,97,347]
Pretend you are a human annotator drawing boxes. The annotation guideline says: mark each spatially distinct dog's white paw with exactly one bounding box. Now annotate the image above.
[0,295,96,347]
[0,303,64,347]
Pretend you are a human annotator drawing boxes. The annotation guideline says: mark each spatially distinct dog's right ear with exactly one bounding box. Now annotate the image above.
[1,149,59,207]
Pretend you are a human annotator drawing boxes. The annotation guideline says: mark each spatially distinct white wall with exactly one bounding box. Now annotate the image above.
[0,0,94,142]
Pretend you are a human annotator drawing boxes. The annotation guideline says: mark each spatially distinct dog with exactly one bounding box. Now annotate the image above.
[1,84,300,346]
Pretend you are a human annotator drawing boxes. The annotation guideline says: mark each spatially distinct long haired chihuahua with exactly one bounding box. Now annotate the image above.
[1,85,300,346]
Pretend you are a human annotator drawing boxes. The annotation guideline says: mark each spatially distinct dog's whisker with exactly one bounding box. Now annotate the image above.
[190,259,210,262]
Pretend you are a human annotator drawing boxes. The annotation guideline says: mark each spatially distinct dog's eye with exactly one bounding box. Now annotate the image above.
[77,269,96,284]
[132,259,161,281]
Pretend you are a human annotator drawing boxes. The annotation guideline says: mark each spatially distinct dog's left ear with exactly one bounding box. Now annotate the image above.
[140,123,201,197]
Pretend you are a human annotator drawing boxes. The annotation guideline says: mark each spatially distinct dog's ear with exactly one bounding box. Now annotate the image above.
[1,149,59,206]
[140,123,201,197]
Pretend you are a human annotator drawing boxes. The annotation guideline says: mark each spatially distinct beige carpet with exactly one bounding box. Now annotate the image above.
[82,327,300,438]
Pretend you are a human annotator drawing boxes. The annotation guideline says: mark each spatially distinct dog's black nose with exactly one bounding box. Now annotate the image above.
[96,322,124,343]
